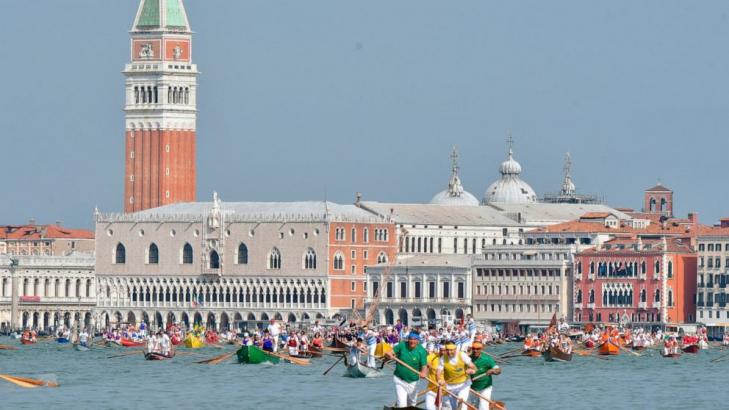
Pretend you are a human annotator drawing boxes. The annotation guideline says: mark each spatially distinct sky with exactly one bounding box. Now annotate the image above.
[0,0,728,229]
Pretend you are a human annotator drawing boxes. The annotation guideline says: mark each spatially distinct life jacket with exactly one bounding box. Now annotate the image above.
[442,353,468,385]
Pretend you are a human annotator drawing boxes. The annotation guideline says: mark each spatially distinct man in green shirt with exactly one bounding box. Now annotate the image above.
[470,341,501,410]
[384,332,428,407]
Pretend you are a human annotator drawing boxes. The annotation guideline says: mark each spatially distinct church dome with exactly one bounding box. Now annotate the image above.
[484,144,537,204]
[430,147,480,206]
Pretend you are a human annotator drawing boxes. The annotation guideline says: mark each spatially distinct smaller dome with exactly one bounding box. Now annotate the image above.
[431,188,480,206]
[430,146,480,206]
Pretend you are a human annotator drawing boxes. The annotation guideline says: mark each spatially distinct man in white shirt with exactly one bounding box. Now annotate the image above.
[161,331,171,356]
[267,319,281,352]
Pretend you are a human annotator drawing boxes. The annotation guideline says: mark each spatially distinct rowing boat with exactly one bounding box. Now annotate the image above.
[56,337,70,344]
[307,346,324,358]
[521,348,542,357]
[20,337,36,345]
[236,345,280,365]
[598,341,620,356]
[145,350,175,361]
[184,335,205,349]
[345,362,382,378]
[75,344,90,352]
[543,345,572,362]
[682,344,699,354]
[120,338,145,348]
[662,352,681,359]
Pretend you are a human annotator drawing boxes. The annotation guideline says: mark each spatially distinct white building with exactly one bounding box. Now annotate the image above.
[0,253,96,332]
[365,254,472,327]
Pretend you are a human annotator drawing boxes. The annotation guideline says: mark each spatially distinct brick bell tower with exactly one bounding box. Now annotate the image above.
[124,0,197,213]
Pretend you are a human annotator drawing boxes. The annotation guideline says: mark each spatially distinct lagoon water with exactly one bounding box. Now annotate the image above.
[0,337,727,410]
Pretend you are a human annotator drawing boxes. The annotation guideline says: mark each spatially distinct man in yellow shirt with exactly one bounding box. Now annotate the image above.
[424,343,446,410]
[437,341,476,410]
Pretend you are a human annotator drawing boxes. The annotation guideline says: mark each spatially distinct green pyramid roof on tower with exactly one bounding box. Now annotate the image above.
[133,0,190,32]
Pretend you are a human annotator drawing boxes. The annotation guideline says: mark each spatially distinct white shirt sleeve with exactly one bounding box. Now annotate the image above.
[460,352,472,366]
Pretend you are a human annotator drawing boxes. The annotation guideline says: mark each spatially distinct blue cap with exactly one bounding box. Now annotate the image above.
[407,332,419,340]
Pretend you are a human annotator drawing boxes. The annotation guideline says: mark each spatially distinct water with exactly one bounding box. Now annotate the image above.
[1,337,727,410]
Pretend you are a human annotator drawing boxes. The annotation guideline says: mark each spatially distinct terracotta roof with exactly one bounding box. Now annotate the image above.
[579,237,693,254]
[646,184,672,192]
[532,219,705,236]
[696,226,729,238]
[0,225,94,240]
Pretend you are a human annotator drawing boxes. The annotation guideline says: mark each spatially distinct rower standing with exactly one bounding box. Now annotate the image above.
[437,341,477,410]
[384,332,428,408]
[469,341,501,410]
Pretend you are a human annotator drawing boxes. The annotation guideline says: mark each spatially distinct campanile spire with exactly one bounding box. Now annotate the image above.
[124,0,197,213]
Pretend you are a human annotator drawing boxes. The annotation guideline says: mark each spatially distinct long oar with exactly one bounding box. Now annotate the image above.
[323,355,345,375]
[0,344,19,350]
[387,355,479,410]
[107,350,144,359]
[0,374,59,388]
[497,348,523,357]
[710,351,729,363]
[618,344,641,357]
[197,350,237,365]
[266,351,310,366]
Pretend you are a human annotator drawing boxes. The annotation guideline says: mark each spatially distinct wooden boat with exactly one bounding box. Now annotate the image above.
[682,344,699,354]
[20,337,36,345]
[305,347,323,358]
[333,337,350,349]
[584,339,595,349]
[662,351,681,359]
[345,362,383,378]
[56,337,70,344]
[120,338,145,348]
[237,345,280,365]
[521,348,542,357]
[184,335,205,349]
[631,344,646,351]
[171,335,183,346]
[145,350,175,361]
[75,344,90,352]
[543,345,573,362]
[598,340,620,356]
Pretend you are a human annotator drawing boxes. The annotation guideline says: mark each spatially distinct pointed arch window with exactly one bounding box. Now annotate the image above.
[377,252,388,264]
[115,243,126,264]
[304,248,317,270]
[238,243,249,265]
[148,243,159,264]
[667,261,673,278]
[268,248,281,270]
[182,243,193,264]
[209,251,220,269]
[333,252,344,270]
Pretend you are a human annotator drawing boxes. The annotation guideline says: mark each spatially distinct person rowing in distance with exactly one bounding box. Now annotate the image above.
[78,329,89,348]
[437,341,477,410]
[384,332,429,408]
[470,341,501,410]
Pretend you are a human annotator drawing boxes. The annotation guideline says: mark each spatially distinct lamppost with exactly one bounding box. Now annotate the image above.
[9,256,19,332]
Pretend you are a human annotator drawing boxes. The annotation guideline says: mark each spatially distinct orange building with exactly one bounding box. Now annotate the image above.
[0,224,94,256]
[574,237,697,325]
[327,222,397,314]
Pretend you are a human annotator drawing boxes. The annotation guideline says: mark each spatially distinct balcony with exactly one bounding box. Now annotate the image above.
[638,301,647,309]
[575,273,582,281]
[588,274,595,281]
[638,274,646,281]
[587,303,595,309]
[652,301,661,309]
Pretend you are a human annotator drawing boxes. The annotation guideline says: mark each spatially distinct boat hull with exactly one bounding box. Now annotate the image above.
[237,345,280,364]
[120,338,145,348]
[662,353,681,359]
[584,339,595,349]
[56,338,70,344]
[184,336,205,349]
[75,344,90,351]
[543,346,573,362]
[345,362,382,378]
[682,344,699,354]
[145,351,175,361]
[20,338,35,345]
[522,348,542,357]
[598,341,620,356]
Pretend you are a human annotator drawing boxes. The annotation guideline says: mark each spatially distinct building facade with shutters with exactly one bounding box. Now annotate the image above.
[574,237,697,326]
[472,245,573,331]
[696,224,729,339]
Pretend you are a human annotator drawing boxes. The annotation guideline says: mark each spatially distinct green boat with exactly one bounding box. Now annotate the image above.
[237,345,280,365]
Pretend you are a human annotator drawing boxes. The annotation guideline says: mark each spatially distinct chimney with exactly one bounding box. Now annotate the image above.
[688,213,698,225]
[721,218,729,228]
[355,192,362,206]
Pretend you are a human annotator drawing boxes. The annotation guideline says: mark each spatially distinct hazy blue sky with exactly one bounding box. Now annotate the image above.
[1,0,728,229]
